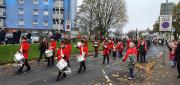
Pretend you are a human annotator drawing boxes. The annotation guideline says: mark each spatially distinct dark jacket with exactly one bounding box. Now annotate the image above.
[39,41,48,52]
[175,43,180,64]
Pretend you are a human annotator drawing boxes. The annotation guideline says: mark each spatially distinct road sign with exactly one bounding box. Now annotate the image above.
[65,20,71,31]
[159,15,172,31]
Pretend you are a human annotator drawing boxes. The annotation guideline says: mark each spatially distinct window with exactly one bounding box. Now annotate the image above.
[18,8,24,14]
[33,20,38,25]
[18,0,24,4]
[33,0,38,4]
[44,9,48,16]
[43,20,48,26]
[19,19,24,25]
[33,9,38,15]
[44,0,48,5]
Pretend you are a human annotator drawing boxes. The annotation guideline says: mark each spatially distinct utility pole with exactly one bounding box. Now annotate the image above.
[163,0,168,65]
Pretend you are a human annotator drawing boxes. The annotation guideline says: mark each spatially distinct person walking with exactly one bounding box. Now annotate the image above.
[26,31,32,43]
[56,42,68,81]
[122,42,138,80]
[38,38,48,62]
[47,39,56,66]
[175,39,180,79]
[102,40,110,64]
[138,39,147,63]
[16,36,31,74]
[93,39,99,58]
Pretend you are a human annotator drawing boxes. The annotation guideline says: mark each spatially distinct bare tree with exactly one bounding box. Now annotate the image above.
[77,0,128,39]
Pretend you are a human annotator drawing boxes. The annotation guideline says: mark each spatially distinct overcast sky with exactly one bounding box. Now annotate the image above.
[77,0,179,33]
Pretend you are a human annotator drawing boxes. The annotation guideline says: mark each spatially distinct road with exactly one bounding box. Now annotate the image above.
[0,45,162,85]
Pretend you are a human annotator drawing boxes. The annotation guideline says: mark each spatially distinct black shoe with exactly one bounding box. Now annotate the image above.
[78,70,81,73]
[25,68,31,72]
[16,69,23,74]
[37,60,40,62]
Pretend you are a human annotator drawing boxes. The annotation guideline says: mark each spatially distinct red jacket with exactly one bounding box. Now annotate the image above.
[56,48,68,61]
[118,42,124,52]
[126,39,131,49]
[66,44,72,60]
[103,43,110,55]
[93,41,99,52]
[20,42,30,59]
[169,51,175,60]
[49,41,56,51]
[77,45,88,60]
[123,47,137,62]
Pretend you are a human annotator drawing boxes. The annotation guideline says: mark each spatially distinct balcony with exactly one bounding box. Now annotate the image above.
[53,13,63,19]
[0,12,5,18]
[0,0,5,8]
[53,24,63,30]
[53,0,64,9]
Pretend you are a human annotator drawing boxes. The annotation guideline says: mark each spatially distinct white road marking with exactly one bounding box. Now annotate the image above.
[102,70,112,85]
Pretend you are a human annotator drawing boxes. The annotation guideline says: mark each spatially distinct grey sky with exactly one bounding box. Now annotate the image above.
[77,0,179,33]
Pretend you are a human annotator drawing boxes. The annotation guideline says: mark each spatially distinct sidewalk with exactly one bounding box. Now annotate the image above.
[143,56,180,85]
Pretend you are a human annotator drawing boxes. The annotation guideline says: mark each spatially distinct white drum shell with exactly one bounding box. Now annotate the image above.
[14,53,24,62]
[56,59,68,70]
[77,42,82,47]
[45,50,53,57]
[64,67,72,75]
[77,55,85,62]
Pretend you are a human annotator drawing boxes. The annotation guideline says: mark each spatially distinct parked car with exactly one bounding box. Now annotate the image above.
[20,33,40,43]
[31,33,40,43]
[5,33,13,44]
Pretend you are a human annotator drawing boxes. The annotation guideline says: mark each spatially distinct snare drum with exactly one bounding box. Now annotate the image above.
[14,52,25,65]
[56,59,68,70]
[45,50,53,57]
[63,67,72,75]
[77,42,82,47]
[76,54,85,62]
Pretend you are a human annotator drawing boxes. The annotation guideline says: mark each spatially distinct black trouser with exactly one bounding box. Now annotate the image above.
[119,51,123,58]
[19,59,31,71]
[140,53,146,63]
[113,51,116,60]
[94,52,98,57]
[57,70,66,80]
[78,61,86,73]
[103,55,109,64]
[67,60,70,67]
[38,51,47,62]
[177,63,180,76]
[47,52,54,66]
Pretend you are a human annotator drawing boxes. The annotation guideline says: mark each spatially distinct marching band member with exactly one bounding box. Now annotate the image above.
[93,39,99,57]
[108,39,113,57]
[112,42,118,60]
[138,39,147,63]
[48,39,56,66]
[17,36,31,73]
[102,40,110,64]
[126,38,131,49]
[65,39,72,67]
[117,40,124,58]
[56,42,68,81]
[76,40,88,73]
[122,42,138,80]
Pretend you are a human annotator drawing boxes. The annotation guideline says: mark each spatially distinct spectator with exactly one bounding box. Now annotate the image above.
[17,30,21,44]
[0,28,6,44]
[175,39,180,79]
[12,31,18,44]
[38,38,48,62]
[27,31,32,43]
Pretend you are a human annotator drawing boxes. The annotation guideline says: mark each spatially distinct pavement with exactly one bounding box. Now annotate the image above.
[0,45,178,85]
